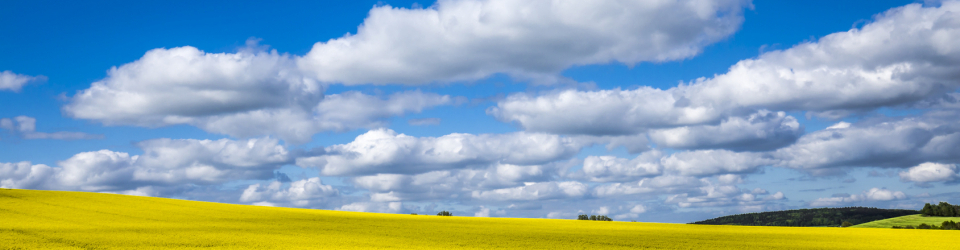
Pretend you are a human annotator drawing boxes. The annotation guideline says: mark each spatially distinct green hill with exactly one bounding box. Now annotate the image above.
[691,207,919,227]
[851,214,960,228]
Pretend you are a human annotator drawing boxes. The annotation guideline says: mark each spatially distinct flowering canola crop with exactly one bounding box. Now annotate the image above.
[0,189,954,249]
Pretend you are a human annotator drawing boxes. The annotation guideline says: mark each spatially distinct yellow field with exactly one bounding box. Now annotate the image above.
[0,189,955,249]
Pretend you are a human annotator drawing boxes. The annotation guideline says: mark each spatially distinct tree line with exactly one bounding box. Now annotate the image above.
[920,202,960,217]
[892,220,959,230]
[690,207,918,227]
[578,214,613,221]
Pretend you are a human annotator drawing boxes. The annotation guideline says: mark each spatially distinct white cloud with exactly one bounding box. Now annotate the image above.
[63,45,450,144]
[297,129,581,176]
[573,112,960,178]
[339,201,406,213]
[772,115,960,171]
[64,46,316,126]
[298,0,749,85]
[313,91,452,131]
[629,204,647,214]
[571,134,651,154]
[0,162,57,189]
[191,91,450,144]
[132,137,291,185]
[65,0,751,143]
[240,178,338,207]
[56,150,139,191]
[0,116,102,140]
[662,150,773,176]
[475,206,491,217]
[253,201,277,207]
[593,175,704,197]
[349,160,569,202]
[662,180,787,209]
[471,181,587,201]
[649,110,801,151]
[581,151,662,182]
[764,191,785,201]
[492,2,960,134]
[826,122,852,130]
[352,171,460,202]
[489,87,720,135]
[681,2,960,117]
[864,188,908,201]
[810,188,906,206]
[0,70,46,92]
[637,113,960,175]
[719,174,744,185]
[899,162,958,183]
[0,137,290,193]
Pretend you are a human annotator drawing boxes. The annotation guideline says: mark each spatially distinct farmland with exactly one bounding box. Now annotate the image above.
[852,214,960,228]
[1,189,956,249]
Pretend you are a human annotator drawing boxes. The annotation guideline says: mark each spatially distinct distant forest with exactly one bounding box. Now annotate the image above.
[921,202,960,217]
[691,207,919,227]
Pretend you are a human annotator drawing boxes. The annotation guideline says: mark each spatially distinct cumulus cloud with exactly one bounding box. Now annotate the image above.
[0,137,290,193]
[649,110,802,151]
[581,151,662,182]
[619,113,960,175]
[899,162,958,183]
[298,0,749,85]
[664,182,786,209]
[312,113,956,210]
[65,0,752,143]
[471,181,587,201]
[353,171,461,202]
[0,70,46,92]
[350,160,571,202]
[475,206,491,217]
[64,46,316,125]
[668,185,739,205]
[296,129,581,176]
[489,87,720,135]
[131,137,292,185]
[679,1,960,118]
[0,116,102,140]
[771,115,960,172]
[0,162,58,189]
[583,111,960,179]
[63,45,450,144]
[240,177,339,207]
[339,201,410,213]
[572,134,651,154]
[809,188,906,206]
[492,2,960,135]
[662,150,774,176]
[313,91,452,131]
[593,175,704,197]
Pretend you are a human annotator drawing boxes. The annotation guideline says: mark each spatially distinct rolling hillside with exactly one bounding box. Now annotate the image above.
[852,214,960,228]
[690,207,919,227]
[1,189,957,249]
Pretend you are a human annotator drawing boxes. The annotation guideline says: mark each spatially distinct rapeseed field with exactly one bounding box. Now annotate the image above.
[0,189,955,249]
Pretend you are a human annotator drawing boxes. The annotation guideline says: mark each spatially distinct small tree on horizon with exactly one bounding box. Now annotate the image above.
[437,211,452,216]
[921,203,934,216]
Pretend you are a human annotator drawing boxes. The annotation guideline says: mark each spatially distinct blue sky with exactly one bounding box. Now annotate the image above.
[2,0,959,222]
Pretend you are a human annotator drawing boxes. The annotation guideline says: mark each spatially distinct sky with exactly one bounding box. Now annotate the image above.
[1,0,959,223]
